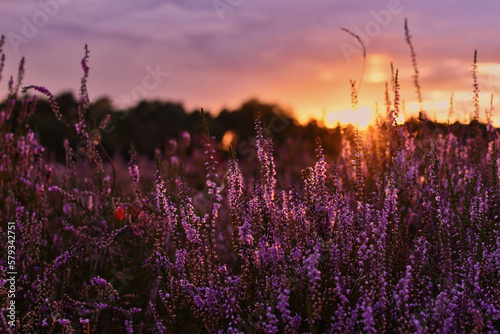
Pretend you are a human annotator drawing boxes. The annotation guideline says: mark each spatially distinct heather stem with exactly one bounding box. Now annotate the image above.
[404,18,424,119]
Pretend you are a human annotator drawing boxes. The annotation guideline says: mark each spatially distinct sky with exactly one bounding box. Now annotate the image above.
[1,0,500,126]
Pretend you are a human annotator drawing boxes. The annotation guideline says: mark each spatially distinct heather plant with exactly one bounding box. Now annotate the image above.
[0,26,499,334]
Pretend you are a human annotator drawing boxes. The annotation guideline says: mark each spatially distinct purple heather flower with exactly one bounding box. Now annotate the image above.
[263,307,279,334]
[361,301,376,334]
[181,130,191,147]
[22,85,67,125]
[91,276,108,286]
[125,319,134,334]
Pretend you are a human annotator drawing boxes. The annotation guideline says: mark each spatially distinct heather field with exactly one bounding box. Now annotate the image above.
[1,29,500,334]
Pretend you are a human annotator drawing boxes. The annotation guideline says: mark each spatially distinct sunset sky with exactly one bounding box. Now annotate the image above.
[1,0,500,126]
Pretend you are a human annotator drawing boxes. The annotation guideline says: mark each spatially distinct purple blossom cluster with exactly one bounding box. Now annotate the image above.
[0,37,500,333]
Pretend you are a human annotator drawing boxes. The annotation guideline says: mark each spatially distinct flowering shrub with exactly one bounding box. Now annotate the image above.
[1,35,500,333]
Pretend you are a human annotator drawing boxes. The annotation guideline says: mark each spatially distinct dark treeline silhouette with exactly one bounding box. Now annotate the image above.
[7,91,496,163]
[19,92,344,161]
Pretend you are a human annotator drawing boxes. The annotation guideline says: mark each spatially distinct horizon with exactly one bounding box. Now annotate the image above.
[1,0,500,127]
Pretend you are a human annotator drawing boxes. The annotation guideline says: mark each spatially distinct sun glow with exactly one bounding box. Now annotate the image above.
[220,130,237,151]
[394,112,405,125]
[325,105,374,130]
[480,63,500,78]
[366,54,390,84]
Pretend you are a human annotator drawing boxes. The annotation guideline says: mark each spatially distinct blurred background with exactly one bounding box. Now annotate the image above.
[1,0,500,127]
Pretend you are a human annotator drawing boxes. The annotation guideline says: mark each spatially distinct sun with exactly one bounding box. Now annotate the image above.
[324,105,374,130]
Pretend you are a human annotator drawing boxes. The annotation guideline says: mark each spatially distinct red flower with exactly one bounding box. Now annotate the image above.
[113,207,126,221]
